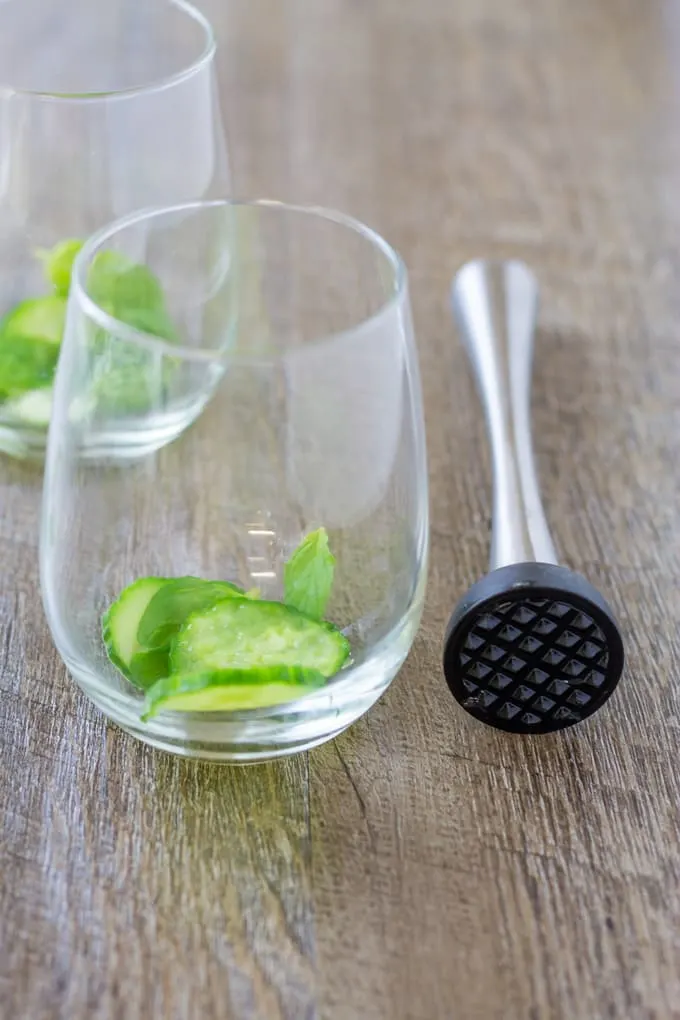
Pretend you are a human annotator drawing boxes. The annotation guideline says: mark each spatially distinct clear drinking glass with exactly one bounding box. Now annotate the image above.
[40,200,429,762]
[0,0,229,459]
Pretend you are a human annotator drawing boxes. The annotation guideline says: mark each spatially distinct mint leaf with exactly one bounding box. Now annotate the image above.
[283,528,336,621]
[84,250,180,414]
[87,252,177,341]
[121,304,178,343]
[87,252,165,313]
[87,250,134,291]
[36,238,84,297]
[137,577,245,650]
[88,341,175,414]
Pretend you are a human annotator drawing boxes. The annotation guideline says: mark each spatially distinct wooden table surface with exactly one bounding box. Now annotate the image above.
[3,0,680,1017]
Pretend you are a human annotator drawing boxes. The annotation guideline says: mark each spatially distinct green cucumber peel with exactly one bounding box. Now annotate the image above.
[142,665,326,721]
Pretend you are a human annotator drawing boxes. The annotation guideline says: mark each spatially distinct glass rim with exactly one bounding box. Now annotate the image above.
[0,0,215,102]
[71,198,409,365]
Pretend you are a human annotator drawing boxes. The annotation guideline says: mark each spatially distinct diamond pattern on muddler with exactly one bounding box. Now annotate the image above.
[443,564,624,734]
[444,259,625,733]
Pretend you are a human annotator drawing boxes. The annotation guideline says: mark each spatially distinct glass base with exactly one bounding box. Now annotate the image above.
[84,676,391,763]
[0,389,220,462]
[118,720,357,764]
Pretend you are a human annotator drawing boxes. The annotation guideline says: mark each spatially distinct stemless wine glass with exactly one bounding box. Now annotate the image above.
[0,0,229,459]
[40,200,429,762]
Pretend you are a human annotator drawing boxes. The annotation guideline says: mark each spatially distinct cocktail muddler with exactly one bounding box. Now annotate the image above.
[443,259,624,733]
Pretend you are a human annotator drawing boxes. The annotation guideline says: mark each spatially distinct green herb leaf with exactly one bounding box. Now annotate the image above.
[36,239,84,296]
[88,341,174,415]
[83,249,180,415]
[137,576,245,651]
[283,528,336,621]
[86,251,134,301]
[128,648,171,691]
[120,304,178,343]
[87,252,165,313]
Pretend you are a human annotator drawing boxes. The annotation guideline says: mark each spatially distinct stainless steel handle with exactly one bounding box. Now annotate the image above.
[450,259,557,570]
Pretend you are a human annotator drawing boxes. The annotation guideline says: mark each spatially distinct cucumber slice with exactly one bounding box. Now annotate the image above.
[0,334,59,399]
[0,296,67,345]
[1,386,53,426]
[102,577,168,681]
[137,576,244,651]
[142,666,326,720]
[171,597,350,678]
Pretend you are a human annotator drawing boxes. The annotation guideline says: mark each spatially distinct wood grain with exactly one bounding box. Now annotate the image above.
[3,0,680,1017]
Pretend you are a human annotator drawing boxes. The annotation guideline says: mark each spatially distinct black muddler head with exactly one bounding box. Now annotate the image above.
[443,562,624,733]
